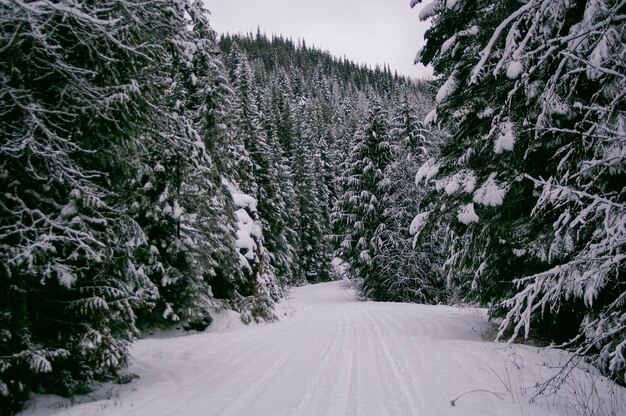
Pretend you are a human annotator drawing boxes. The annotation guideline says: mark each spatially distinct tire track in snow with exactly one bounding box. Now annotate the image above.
[351,305,393,416]
[20,282,589,416]
[121,350,192,416]
[126,328,281,415]
[289,306,345,416]
[213,352,292,416]
[306,302,356,416]
[127,346,291,416]
[325,304,354,416]
[362,305,424,416]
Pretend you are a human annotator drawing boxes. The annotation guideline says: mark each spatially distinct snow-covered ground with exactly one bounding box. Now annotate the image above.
[22,282,624,416]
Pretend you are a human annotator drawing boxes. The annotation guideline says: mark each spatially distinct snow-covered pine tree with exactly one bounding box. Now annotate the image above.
[257,90,301,287]
[332,102,394,298]
[291,98,334,283]
[181,1,245,307]
[412,0,625,382]
[217,35,432,287]
[133,0,247,330]
[270,68,299,160]
[381,98,445,303]
[329,97,362,185]
[0,0,184,408]
[229,46,288,298]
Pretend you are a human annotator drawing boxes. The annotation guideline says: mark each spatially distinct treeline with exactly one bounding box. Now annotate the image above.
[219,32,433,287]
[0,1,432,412]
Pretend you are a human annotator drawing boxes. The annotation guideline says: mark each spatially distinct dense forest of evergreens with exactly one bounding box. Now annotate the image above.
[410,0,625,389]
[1,0,624,413]
[0,2,431,412]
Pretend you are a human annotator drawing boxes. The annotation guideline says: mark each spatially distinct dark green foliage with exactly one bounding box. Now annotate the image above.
[0,5,434,411]
[411,0,626,383]
[1,1,254,412]
[0,0,174,410]
[379,99,446,303]
[219,34,431,286]
[332,103,394,299]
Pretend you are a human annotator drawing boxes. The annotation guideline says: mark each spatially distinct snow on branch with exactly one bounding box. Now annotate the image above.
[499,170,626,376]
[415,158,440,184]
[470,1,536,84]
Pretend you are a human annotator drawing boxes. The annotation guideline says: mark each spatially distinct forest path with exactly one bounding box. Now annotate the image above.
[22,281,619,416]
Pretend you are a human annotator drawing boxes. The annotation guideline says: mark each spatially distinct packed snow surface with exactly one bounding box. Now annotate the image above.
[22,282,623,416]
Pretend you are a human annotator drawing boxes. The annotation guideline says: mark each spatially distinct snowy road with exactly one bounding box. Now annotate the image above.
[23,282,622,416]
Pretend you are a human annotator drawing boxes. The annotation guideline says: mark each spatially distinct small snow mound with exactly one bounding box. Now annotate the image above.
[436,73,457,104]
[440,34,457,54]
[331,257,350,279]
[457,203,479,224]
[207,309,247,333]
[462,171,477,193]
[235,210,259,258]
[54,264,76,288]
[506,61,523,79]
[424,108,437,125]
[415,158,440,184]
[418,1,442,20]
[232,193,258,212]
[444,178,460,195]
[494,121,515,153]
[410,211,430,236]
[473,174,506,207]
[442,171,476,195]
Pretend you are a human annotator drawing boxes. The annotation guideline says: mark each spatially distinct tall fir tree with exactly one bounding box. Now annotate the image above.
[411,0,626,382]
[131,0,246,330]
[291,99,333,282]
[0,0,191,408]
[258,90,301,286]
[229,46,290,297]
[379,99,445,303]
[332,102,394,298]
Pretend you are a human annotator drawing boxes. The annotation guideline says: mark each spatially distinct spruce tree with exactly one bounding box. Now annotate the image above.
[412,0,626,382]
[258,91,301,287]
[0,0,183,408]
[131,0,243,330]
[332,102,393,298]
[292,99,334,283]
[229,46,287,297]
[381,99,445,303]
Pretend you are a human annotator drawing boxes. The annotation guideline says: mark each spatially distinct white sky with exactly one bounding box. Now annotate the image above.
[202,0,433,79]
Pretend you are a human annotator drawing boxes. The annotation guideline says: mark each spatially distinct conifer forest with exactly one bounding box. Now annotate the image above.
[1,1,624,415]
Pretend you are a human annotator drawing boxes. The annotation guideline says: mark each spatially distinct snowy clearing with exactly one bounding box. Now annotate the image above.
[22,282,623,416]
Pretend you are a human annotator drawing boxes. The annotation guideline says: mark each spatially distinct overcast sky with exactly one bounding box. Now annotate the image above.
[202,0,433,79]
